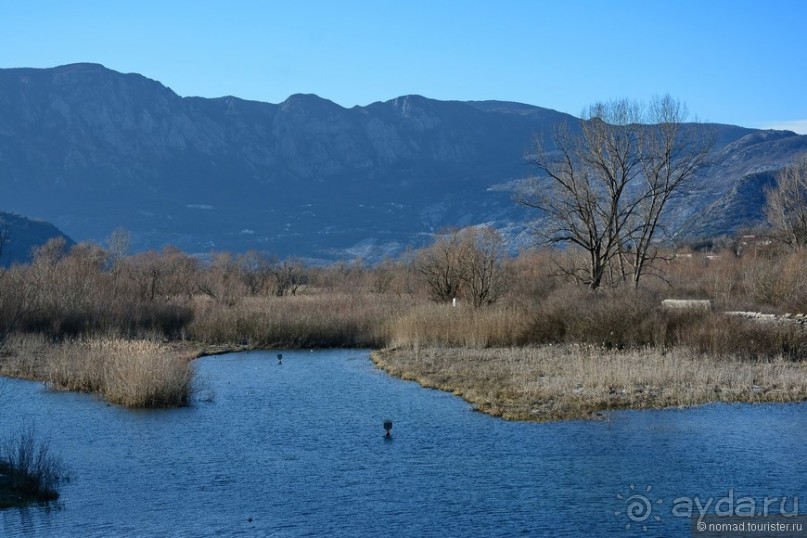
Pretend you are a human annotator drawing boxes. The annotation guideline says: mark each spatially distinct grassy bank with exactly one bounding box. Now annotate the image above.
[372,346,807,421]
[0,335,198,408]
[2,291,806,415]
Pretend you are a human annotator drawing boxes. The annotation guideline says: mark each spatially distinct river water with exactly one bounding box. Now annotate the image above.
[1,349,805,536]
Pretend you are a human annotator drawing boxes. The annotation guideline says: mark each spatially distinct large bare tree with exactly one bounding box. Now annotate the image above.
[521,95,711,289]
[626,96,712,285]
[765,154,807,249]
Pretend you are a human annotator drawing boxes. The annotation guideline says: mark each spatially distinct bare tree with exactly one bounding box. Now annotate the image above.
[105,228,131,300]
[522,100,642,289]
[626,96,713,285]
[765,154,807,249]
[414,229,468,302]
[27,237,69,317]
[371,258,396,294]
[0,218,9,317]
[196,252,241,305]
[459,227,507,306]
[0,221,31,353]
[32,237,68,267]
[272,259,307,296]
[414,227,506,305]
[125,248,196,303]
[0,268,37,353]
[237,250,273,296]
[522,95,710,289]
[0,218,8,269]
[106,228,131,265]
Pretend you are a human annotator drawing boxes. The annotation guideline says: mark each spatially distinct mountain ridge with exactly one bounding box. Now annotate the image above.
[1,63,805,260]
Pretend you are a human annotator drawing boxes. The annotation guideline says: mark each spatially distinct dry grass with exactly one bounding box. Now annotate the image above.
[3,242,807,417]
[372,346,807,421]
[0,333,52,380]
[387,303,531,348]
[188,293,413,348]
[98,339,195,407]
[49,338,195,407]
[0,336,195,408]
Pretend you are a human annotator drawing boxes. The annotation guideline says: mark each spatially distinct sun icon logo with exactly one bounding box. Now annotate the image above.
[615,484,663,532]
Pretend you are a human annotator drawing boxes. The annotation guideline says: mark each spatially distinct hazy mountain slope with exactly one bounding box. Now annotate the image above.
[0,63,805,258]
[673,130,807,239]
[0,211,74,266]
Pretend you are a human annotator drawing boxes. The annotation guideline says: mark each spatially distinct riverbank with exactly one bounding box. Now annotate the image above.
[371,346,807,421]
[4,332,807,421]
[0,336,240,408]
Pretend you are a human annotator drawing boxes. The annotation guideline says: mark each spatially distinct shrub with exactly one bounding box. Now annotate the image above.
[525,286,663,348]
[678,314,807,360]
[0,424,66,504]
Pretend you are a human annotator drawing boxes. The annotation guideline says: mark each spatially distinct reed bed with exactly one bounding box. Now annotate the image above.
[2,240,807,415]
[387,303,531,348]
[98,339,195,407]
[188,293,414,348]
[372,346,807,421]
[0,337,196,408]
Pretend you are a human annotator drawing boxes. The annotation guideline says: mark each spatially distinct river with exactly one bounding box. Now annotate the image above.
[1,349,805,536]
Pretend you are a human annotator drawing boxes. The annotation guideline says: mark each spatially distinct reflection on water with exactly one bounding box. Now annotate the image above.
[1,349,806,537]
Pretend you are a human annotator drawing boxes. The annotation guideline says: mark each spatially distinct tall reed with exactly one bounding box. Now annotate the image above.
[188,293,413,348]
[47,338,194,407]
[387,302,530,348]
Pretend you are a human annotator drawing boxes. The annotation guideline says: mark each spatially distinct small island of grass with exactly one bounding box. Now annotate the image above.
[0,426,66,509]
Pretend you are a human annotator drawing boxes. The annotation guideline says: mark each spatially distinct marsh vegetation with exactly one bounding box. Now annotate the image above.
[0,222,805,418]
[0,424,66,507]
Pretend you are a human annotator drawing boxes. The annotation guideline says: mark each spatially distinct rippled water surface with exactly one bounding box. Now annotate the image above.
[1,349,806,536]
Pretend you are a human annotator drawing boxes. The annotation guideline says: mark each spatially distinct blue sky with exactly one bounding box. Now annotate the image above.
[1,0,805,132]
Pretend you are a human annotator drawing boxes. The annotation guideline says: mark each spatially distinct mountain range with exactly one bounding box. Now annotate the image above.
[1,63,806,260]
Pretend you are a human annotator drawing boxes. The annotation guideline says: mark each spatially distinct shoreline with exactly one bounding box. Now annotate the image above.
[370,346,807,422]
[3,337,807,421]
[3,340,807,506]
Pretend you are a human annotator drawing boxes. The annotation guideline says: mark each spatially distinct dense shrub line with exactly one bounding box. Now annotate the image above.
[1,236,806,410]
